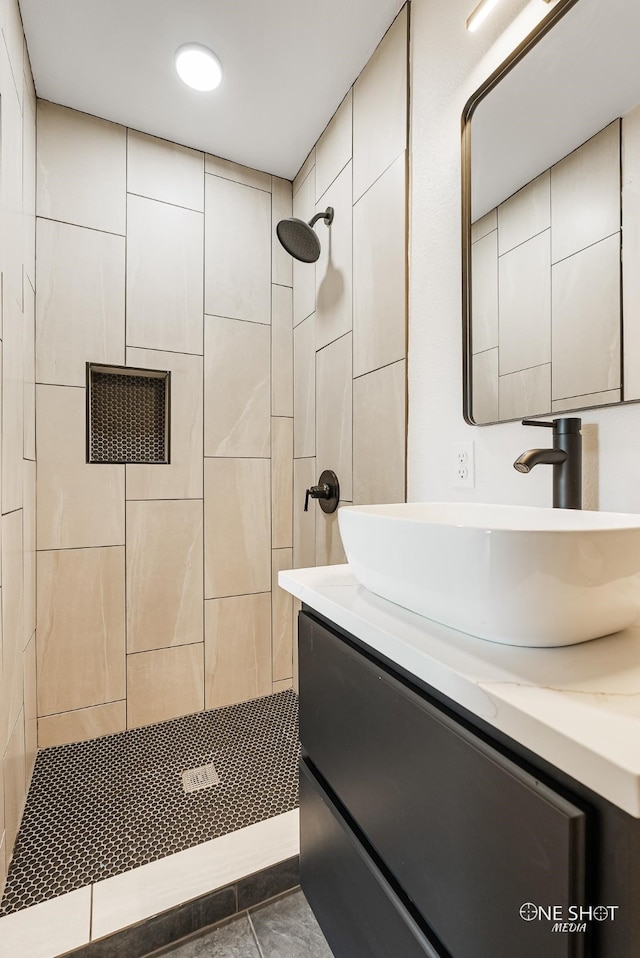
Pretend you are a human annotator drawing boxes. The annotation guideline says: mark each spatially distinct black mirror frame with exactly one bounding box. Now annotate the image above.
[460,0,582,425]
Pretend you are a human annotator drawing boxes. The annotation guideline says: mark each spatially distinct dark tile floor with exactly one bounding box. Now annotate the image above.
[2,690,299,914]
[153,889,335,958]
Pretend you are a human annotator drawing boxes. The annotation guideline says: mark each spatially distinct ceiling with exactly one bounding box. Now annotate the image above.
[19,0,405,181]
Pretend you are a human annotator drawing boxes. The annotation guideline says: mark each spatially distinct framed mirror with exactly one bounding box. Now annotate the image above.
[462,0,640,424]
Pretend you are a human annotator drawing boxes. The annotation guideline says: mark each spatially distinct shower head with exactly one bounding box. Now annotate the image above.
[276,207,334,263]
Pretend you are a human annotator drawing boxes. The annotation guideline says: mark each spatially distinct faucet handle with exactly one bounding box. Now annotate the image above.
[522,416,581,434]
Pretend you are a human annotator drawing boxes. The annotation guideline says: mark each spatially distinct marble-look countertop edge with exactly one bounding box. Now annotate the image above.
[280,565,640,818]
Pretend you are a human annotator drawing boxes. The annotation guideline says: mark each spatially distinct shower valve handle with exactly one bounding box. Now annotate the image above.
[303,470,340,515]
[304,484,331,511]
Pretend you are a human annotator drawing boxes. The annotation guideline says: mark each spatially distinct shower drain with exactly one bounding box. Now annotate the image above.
[181,763,220,794]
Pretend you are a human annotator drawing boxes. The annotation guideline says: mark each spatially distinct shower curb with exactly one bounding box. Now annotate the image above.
[60,856,299,958]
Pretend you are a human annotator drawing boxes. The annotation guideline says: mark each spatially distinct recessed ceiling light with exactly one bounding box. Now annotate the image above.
[175,43,222,92]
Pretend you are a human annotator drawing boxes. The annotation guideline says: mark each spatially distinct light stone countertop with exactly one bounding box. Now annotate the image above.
[279,564,640,818]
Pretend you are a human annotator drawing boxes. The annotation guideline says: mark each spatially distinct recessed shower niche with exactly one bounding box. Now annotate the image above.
[87,362,171,464]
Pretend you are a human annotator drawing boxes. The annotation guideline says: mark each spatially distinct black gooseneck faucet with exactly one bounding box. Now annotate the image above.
[513,417,582,510]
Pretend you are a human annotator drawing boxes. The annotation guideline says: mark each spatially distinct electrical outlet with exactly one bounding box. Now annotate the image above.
[452,441,475,488]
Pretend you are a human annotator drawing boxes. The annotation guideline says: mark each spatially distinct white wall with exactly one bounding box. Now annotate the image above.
[408,0,640,513]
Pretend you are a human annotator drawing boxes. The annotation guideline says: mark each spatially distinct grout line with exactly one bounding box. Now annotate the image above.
[247,911,266,958]
[126,190,204,216]
[123,344,203,359]
[352,356,405,382]
[35,214,126,239]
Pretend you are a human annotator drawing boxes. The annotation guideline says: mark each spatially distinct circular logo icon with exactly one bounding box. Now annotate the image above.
[593,906,609,922]
[520,902,538,921]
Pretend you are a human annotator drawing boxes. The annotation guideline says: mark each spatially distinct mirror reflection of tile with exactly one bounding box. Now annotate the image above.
[471,118,623,423]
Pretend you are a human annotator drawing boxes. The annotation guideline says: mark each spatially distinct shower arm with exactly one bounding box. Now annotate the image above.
[308,207,334,228]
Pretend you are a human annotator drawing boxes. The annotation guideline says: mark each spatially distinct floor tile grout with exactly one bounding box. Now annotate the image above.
[2,690,299,915]
[247,911,267,958]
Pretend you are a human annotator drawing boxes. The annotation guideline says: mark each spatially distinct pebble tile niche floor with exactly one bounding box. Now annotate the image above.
[1,691,299,914]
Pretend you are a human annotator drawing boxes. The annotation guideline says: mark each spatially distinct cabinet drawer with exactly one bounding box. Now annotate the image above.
[300,760,441,958]
[299,611,586,958]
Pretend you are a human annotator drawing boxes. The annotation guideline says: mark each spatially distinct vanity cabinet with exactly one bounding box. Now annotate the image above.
[298,609,640,958]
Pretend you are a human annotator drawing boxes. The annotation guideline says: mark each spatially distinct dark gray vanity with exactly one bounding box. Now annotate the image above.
[297,607,640,958]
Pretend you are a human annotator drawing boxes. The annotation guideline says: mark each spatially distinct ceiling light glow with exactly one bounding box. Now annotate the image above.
[466,0,502,32]
[175,43,222,92]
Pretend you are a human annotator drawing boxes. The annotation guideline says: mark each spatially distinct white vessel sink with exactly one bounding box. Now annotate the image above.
[338,502,640,647]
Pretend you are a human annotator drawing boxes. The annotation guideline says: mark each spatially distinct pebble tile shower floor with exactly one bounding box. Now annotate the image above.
[1,690,299,915]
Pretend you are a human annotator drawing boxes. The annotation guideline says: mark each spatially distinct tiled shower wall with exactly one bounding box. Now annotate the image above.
[0,0,38,898]
[35,102,294,748]
[292,6,409,578]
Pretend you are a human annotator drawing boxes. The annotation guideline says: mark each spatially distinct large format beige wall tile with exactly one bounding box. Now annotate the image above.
[23,83,36,293]
[204,316,270,458]
[3,713,26,860]
[292,169,316,326]
[204,458,270,598]
[1,510,24,750]
[23,278,35,461]
[127,500,203,653]
[38,701,126,749]
[0,834,5,902]
[552,389,620,412]
[23,636,37,785]
[126,348,203,500]
[1,43,23,312]
[205,154,271,192]
[471,209,497,244]
[316,91,352,201]
[315,163,353,351]
[272,177,293,288]
[37,101,126,234]
[352,6,407,202]
[126,194,204,355]
[272,550,293,682]
[551,120,620,264]
[37,547,126,716]
[316,504,347,567]
[353,153,406,377]
[37,385,125,549]
[498,230,551,376]
[127,131,204,211]
[36,219,125,386]
[272,418,293,549]
[499,364,551,421]
[472,348,499,425]
[498,172,550,255]
[272,285,293,417]
[316,333,353,500]
[471,229,498,354]
[623,104,640,400]
[205,175,271,325]
[293,458,316,569]
[353,360,405,505]
[293,315,316,458]
[551,234,621,400]
[3,300,23,514]
[127,644,204,729]
[23,460,36,644]
[4,0,24,101]
[293,149,315,196]
[205,593,271,709]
